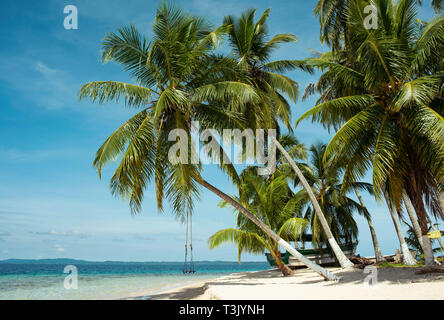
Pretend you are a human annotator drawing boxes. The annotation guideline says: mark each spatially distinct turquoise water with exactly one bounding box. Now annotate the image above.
[0,262,269,300]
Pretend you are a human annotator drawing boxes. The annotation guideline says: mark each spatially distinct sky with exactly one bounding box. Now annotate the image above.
[0,0,441,262]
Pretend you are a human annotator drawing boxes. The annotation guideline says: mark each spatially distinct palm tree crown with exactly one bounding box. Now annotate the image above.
[79,2,257,217]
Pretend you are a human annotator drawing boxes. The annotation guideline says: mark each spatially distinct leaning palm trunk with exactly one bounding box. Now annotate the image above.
[403,195,439,264]
[440,196,444,216]
[403,194,425,250]
[199,179,340,281]
[354,188,385,263]
[270,135,354,268]
[406,191,437,266]
[385,195,416,265]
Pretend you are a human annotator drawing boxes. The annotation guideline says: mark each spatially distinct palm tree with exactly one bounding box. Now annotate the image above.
[292,144,365,253]
[223,8,354,268]
[298,0,444,265]
[79,2,339,280]
[330,149,386,262]
[315,0,444,53]
[209,171,309,276]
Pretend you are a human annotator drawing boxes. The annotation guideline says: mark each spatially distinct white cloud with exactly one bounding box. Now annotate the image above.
[0,56,76,110]
[34,61,58,76]
[32,230,89,239]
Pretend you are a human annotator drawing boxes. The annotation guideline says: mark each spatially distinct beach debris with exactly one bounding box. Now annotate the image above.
[350,255,374,269]
[393,249,403,264]
[415,266,444,275]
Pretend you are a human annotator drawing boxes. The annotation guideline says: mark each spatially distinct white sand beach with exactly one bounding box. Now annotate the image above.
[147,267,444,300]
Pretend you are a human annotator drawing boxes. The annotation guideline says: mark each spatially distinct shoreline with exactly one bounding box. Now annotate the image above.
[141,267,444,300]
[121,278,219,300]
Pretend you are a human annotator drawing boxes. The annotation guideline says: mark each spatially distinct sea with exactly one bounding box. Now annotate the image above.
[0,260,269,300]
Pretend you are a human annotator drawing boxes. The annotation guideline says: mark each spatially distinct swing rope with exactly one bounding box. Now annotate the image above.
[183,209,196,274]
[183,211,189,274]
[189,211,195,273]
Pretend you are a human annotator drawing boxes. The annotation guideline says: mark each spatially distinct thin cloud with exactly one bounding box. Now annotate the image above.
[34,61,58,76]
[31,230,89,239]
[133,234,156,241]
[0,148,78,162]
[0,56,76,110]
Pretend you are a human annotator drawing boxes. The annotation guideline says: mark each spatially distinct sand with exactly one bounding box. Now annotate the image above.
[146,267,444,300]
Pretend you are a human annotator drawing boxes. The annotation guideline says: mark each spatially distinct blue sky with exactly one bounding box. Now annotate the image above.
[0,0,440,262]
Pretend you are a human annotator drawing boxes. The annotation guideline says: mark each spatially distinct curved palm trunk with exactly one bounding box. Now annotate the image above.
[270,135,354,268]
[385,195,416,265]
[403,194,425,251]
[403,160,438,266]
[406,193,437,266]
[439,195,444,218]
[199,179,340,281]
[403,196,439,264]
[354,188,385,263]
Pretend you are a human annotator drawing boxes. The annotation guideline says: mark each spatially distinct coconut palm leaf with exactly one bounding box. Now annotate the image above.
[208,228,270,263]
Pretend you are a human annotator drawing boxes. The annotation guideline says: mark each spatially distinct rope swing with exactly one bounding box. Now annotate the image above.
[183,209,195,274]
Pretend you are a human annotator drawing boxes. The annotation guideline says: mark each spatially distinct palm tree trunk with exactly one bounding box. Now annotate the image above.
[354,187,385,263]
[199,179,340,281]
[402,195,440,264]
[403,194,424,250]
[271,243,294,276]
[270,135,354,268]
[385,194,416,265]
[402,160,438,266]
[406,193,437,266]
